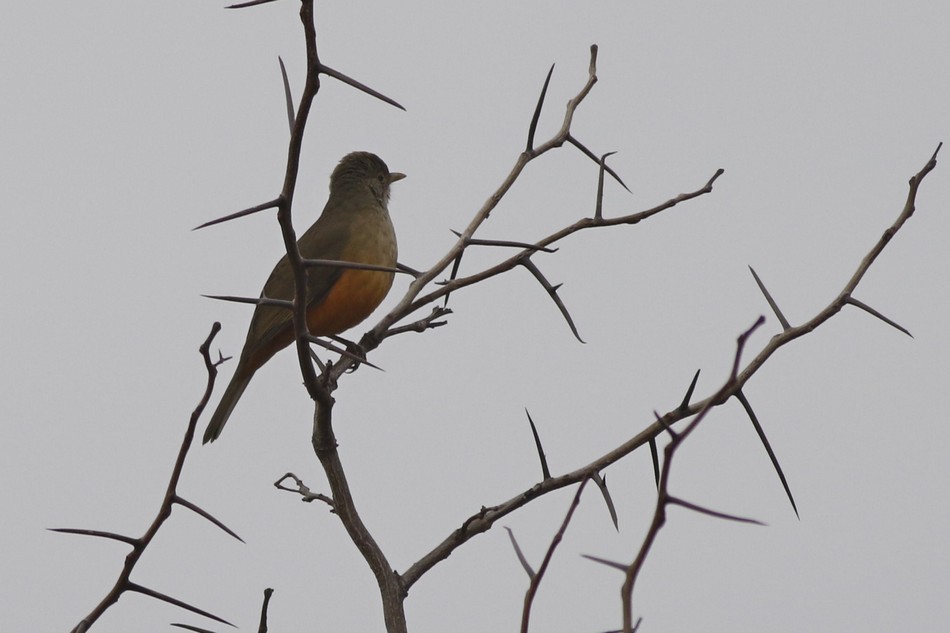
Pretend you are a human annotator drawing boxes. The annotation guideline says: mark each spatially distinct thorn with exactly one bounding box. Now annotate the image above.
[193,198,281,231]
[174,496,245,543]
[679,369,701,411]
[526,63,555,153]
[520,258,585,343]
[748,266,791,330]
[845,296,912,338]
[278,56,295,133]
[735,389,799,518]
[591,471,619,531]
[525,409,551,480]
[504,526,535,578]
[580,553,628,572]
[648,439,660,490]
[320,63,405,111]
[666,496,766,526]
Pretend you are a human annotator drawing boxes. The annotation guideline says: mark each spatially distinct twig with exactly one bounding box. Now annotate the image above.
[520,479,590,633]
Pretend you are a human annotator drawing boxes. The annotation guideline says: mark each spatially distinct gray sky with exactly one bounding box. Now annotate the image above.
[2,2,949,632]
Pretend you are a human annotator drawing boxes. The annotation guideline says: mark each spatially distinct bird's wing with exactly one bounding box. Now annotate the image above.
[240,211,352,362]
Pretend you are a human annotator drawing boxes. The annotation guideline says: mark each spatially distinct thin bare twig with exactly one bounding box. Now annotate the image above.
[520,479,589,633]
[274,473,334,507]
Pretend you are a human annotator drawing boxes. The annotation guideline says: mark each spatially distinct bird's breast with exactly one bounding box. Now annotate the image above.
[305,209,397,336]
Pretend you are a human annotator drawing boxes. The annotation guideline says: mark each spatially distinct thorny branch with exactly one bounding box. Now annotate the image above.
[57,324,240,632]
[398,144,939,591]
[197,1,939,631]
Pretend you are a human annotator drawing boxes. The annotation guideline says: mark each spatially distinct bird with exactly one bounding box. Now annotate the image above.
[203,151,404,443]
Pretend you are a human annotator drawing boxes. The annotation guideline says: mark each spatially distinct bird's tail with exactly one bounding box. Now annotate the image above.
[203,369,254,444]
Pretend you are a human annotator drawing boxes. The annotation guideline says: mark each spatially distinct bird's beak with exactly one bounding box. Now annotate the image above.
[389,172,407,184]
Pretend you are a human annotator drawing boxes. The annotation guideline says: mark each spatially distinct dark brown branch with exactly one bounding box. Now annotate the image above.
[257,6,407,632]
[382,306,452,339]
[65,324,226,633]
[257,588,274,633]
[520,479,589,633]
[618,317,765,633]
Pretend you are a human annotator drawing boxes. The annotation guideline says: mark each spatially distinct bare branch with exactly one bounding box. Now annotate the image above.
[65,324,227,632]
[258,588,275,633]
[449,229,558,253]
[521,479,589,633]
[617,317,765,633]
[274,473,334,507]
[382,306,452,339]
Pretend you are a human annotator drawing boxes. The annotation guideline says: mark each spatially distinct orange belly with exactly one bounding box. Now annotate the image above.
[306,268,395,336]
